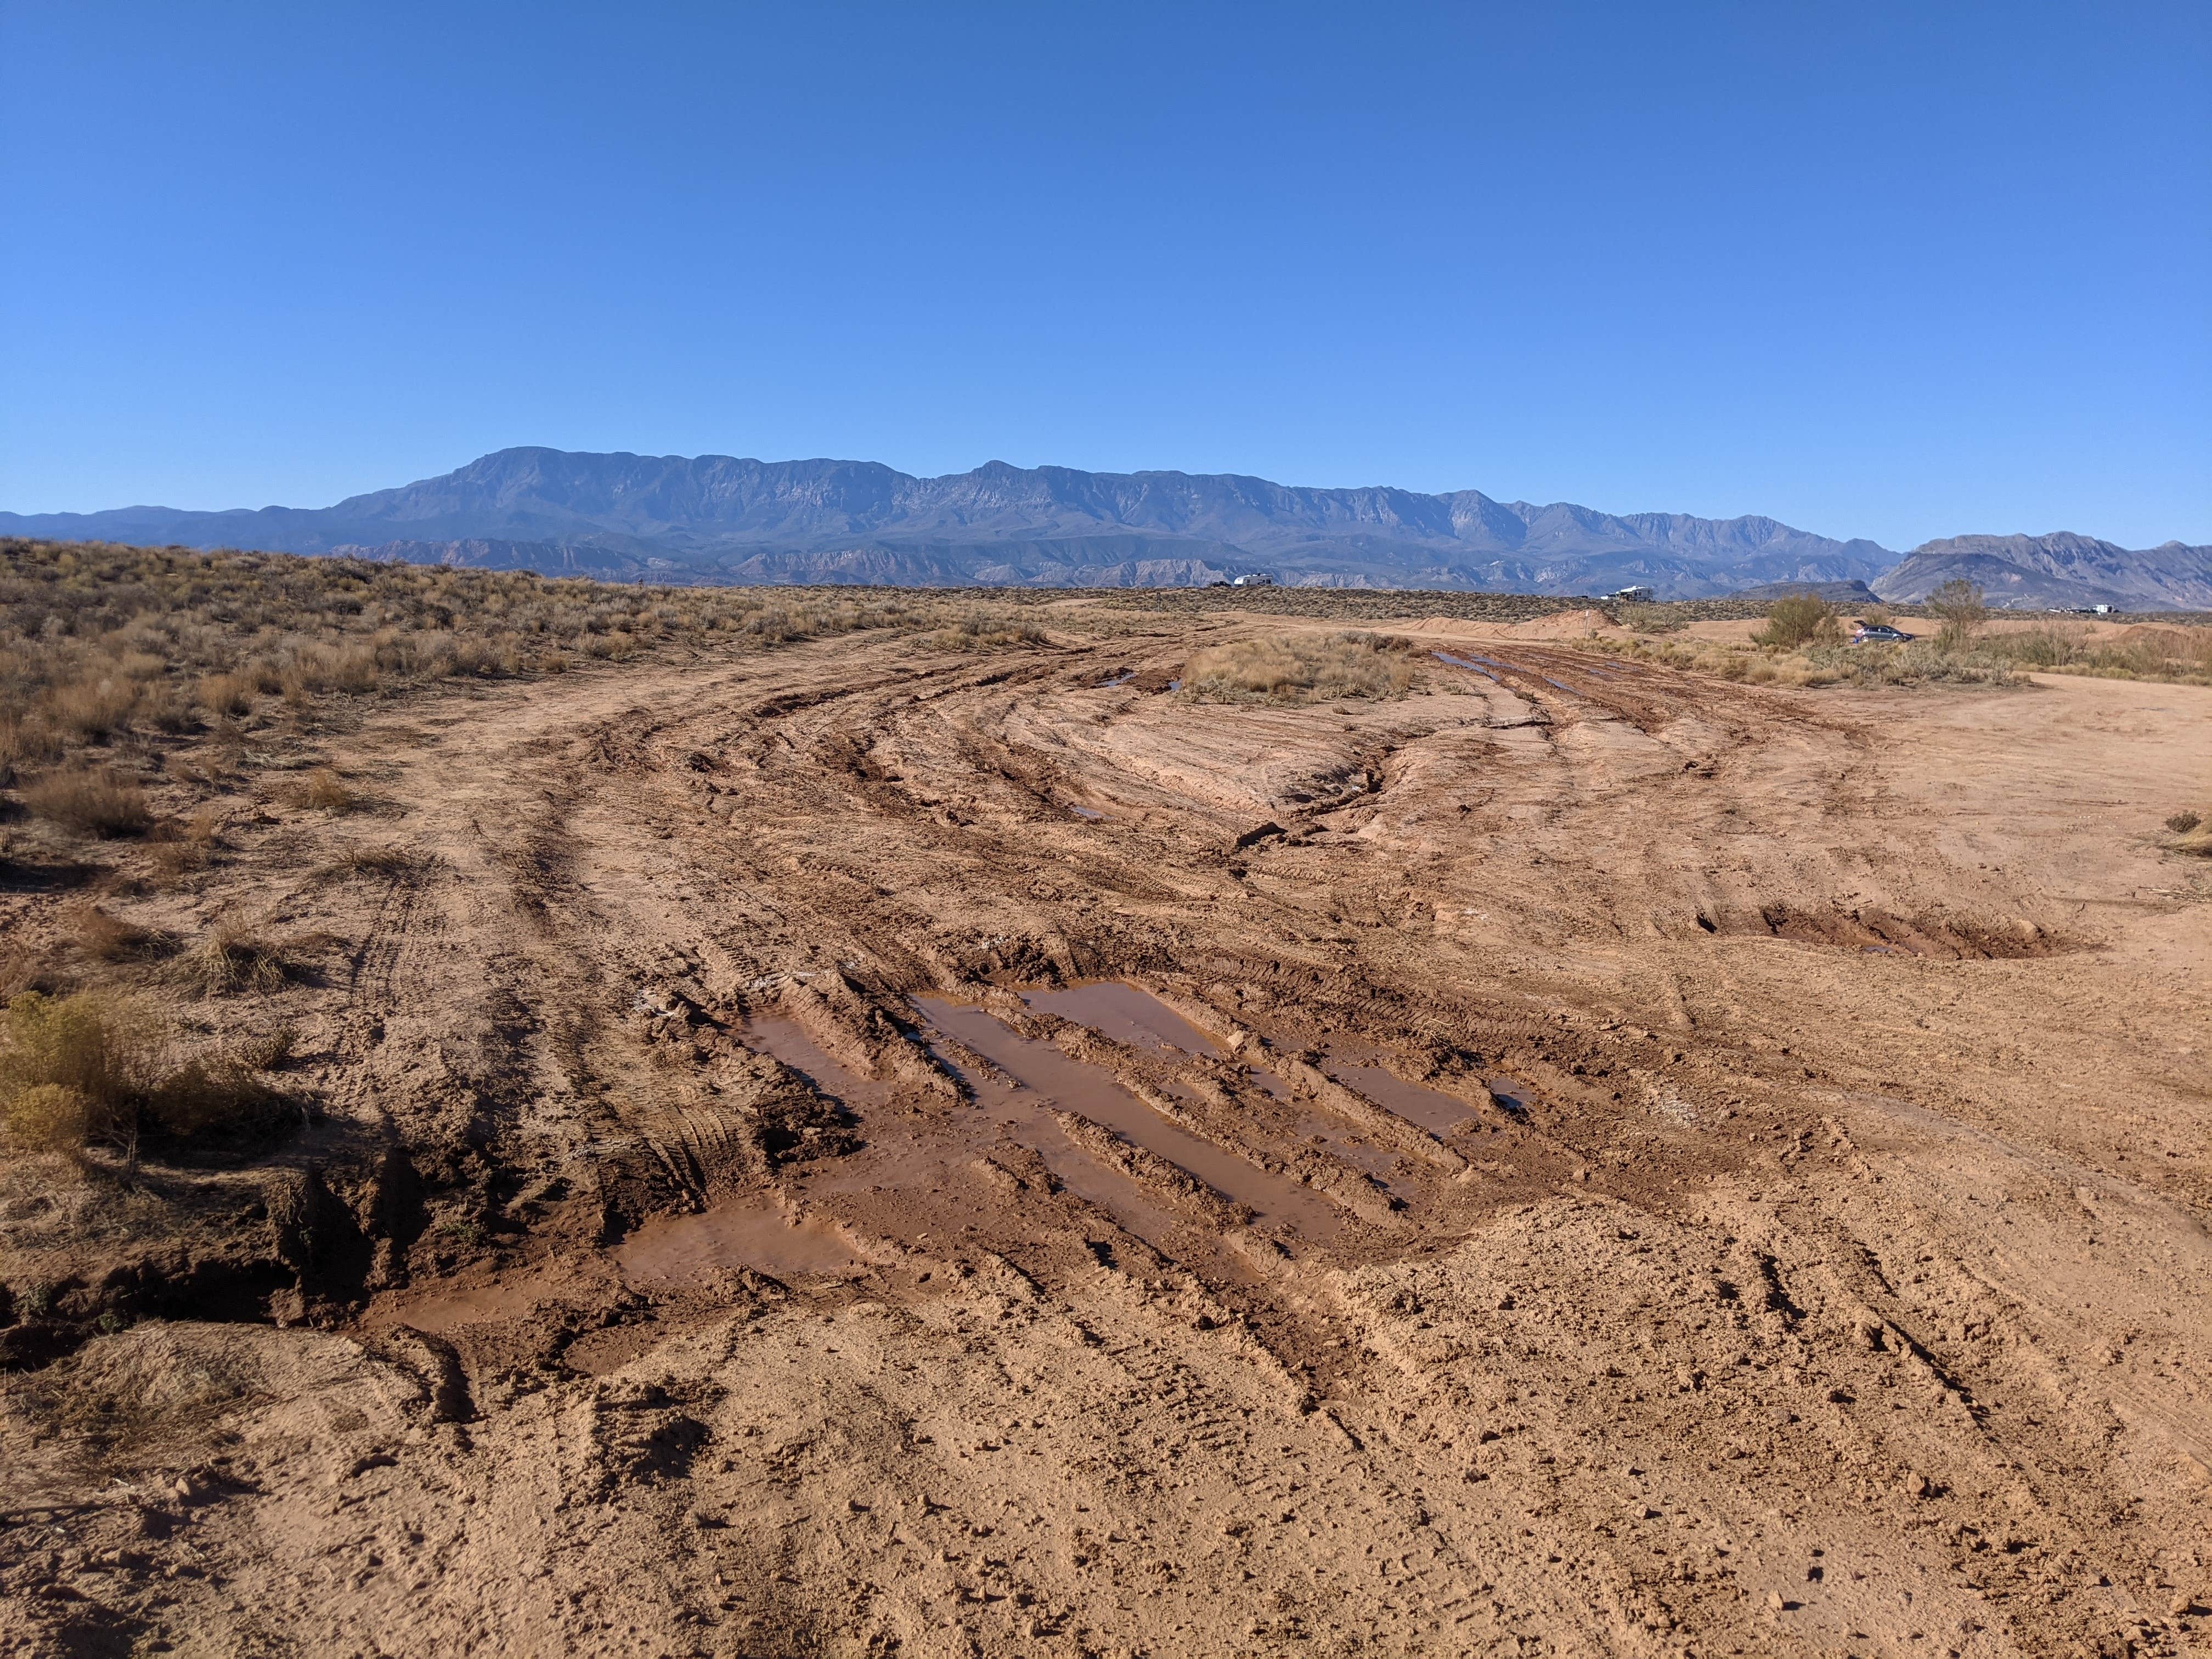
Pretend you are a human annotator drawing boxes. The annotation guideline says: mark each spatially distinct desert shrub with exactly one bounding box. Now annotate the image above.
[22,767,154,837]
[301,769,360,811]
[236,1026,298,1070]
[0,715,43,786]
[177,924,295,996]
[0,992,149,1163]
[1985,625,2084,669]
[322,844,422,877]
[919,615,1053,652]
[195,672,253,716]
[1927,579,1987,651]
[144,1058,285,1138]
[0,991,292,1165]
[1754,595,1841,648]
[146,810,220,884]
[69,903,174,963]
[46,675,140,741]
[4,1082,94,1154]
[2168,810,2202,834]
[1963,624,2212,685]
[1182,630,1417,702]
[1619,602,1685,634]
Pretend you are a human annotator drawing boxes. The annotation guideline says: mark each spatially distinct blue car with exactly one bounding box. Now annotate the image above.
[1851,623,1914,645]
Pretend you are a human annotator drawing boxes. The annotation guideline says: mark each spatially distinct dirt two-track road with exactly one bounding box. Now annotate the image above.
[4,608,2209,1658]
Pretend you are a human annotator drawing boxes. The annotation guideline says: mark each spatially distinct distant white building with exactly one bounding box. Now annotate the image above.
[1607,584,1655,602]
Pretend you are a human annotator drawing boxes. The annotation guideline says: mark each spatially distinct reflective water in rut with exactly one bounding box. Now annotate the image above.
[917,997,1340,1238]
[1021,981,1226,1058]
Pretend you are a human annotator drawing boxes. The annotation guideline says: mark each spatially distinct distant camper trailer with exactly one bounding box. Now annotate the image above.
[1229,573,1277,587]
[1607,585,1654,603]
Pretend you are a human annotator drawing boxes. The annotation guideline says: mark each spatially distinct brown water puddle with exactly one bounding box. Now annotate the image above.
[919,997,1340,1239]
[618,1200,866,1284]
[1325,1060,1482,1135]
[362,1265,582,1335]
[1021,981,1226,1058]
[746,1016,892,1109]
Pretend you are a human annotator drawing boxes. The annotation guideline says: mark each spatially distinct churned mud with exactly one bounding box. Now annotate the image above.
[4,607,2210,1657]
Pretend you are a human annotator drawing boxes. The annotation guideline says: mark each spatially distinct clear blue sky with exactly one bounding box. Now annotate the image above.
[4,1,2207,550]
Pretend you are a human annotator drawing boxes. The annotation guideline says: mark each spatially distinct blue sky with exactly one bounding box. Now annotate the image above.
[4,1,2206,550]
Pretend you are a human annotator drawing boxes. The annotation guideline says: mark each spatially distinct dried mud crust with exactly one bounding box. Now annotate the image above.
[4,616,2211,1658]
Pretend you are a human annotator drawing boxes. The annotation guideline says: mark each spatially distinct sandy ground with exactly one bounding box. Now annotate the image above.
[3,613,2210,1658]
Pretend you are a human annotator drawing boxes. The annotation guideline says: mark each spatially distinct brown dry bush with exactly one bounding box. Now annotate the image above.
[1974,624,2212,686]
[1182,630,1417,702]
[1619,602,1686,635]
[919,615,1053,652]
[47,675,142,741]
[300,768,360,811]
[0,992,286,1165]
[69,903,174,964]
[321,844,428,877]
[0,992,151,1162]
[195,672,253,717]
[22,766,154,837]
[177,924,295,996]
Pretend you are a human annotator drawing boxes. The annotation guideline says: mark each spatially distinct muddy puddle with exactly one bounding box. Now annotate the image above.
[618,1200,866,1284]
[1325,1060,1481,1135]
[1434,650,1505,680]
[746,1016,891,1109]
[1022,981,1225,1058]
[917,997,1340,1238]
[363,1266,582,1335]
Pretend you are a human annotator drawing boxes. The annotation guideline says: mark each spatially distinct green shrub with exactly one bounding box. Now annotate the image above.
[1753,595,1841,648]
[1927,579,1987,651]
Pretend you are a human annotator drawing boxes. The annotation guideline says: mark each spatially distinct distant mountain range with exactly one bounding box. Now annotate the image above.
[5,448,2207,609]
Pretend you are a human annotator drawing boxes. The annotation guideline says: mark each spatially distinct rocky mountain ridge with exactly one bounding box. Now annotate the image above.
[5,448,2205,606]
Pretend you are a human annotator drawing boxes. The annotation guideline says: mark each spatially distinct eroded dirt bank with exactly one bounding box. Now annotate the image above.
[4,613,2210,1658]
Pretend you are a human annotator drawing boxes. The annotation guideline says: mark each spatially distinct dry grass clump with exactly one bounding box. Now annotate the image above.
[69,903,176,964]
[176,924,296,996]
[321,844,429,877]
[48,675,142,741]
[0,991,287,1169]
[22,766,154,837]
[146,810,221,884]
[2169,810,2203,834]
[919,614,1054,652]
[298,768,361,812]
[1182,631,1417,703]
[2167,809,2212,857]
[195,672,254,717]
